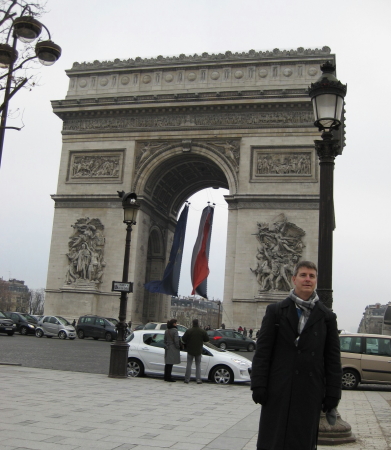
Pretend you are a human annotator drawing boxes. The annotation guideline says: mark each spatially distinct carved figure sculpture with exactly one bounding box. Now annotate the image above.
[250,214,305,293]
[64,218,106,288]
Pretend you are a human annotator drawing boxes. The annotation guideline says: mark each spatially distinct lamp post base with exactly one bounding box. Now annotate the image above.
[318,410,356,446]
[108,341,129,378]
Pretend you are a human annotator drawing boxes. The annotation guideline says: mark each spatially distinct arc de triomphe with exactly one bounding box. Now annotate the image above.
[45,47,336,329]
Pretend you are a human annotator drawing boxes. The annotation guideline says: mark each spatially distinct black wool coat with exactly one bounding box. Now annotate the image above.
[251,297,342,450]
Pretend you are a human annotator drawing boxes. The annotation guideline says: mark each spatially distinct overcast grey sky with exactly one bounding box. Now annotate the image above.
[0,0,390,332]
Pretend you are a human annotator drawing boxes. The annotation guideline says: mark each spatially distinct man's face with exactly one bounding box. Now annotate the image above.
[292,267,317,300]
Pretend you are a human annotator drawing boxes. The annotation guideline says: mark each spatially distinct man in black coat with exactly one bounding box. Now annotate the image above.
[251,261,341,450]
[182,318,209,384]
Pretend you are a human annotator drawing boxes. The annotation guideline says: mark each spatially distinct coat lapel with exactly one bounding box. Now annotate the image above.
[303,302,324,331]
[281,298,299,336]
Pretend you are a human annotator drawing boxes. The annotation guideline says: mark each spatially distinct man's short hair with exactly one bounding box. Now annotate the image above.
[293,260,318,277]
[192,318,199,327]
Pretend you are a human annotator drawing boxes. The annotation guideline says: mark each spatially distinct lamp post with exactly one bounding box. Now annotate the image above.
[308,61,347,309]
[216,300,221,329]
[109,191,140,378]
[0,9,61,167]
[309,62,356,445]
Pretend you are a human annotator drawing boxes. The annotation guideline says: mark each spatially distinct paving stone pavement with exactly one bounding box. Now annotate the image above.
[1,366,391,450]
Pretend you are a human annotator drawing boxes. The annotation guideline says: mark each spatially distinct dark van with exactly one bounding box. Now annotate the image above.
[76,315,117,341]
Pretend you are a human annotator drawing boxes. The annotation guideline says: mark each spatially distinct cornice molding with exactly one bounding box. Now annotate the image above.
[68,47,332,73]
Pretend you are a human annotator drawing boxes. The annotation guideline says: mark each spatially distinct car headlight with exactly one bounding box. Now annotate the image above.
[231,358,250,366]
[28,324,35,328]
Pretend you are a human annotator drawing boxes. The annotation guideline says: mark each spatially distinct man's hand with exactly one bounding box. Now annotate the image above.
[252,387,267,405]
[322,396,339,412]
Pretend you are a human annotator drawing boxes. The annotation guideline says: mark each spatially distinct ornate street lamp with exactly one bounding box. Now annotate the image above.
[109,191,140,378]
[308,61,347,310]
[309,63,355,445]
[0,12,62,167]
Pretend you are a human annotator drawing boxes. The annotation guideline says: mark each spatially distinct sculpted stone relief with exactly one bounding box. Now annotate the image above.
[135,139,241,174]
[256,152,311,176]
[250,214,305,293]
[70,153,122,180]
[63,110,313,133]
[64,218,106,290]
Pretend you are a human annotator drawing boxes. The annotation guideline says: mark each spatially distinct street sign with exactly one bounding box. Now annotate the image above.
[111,281,133,293]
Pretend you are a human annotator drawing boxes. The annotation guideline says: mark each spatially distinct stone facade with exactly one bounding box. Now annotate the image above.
[45,47,338,328]
[358,303,390,335]
[170,297,222,329]
[0,278,30,312]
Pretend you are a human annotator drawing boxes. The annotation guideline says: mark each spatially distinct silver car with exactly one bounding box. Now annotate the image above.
[35,315,76,340]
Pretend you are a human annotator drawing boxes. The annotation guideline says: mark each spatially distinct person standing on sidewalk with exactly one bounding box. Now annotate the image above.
[182,318,209,384]
[164,318,181,382]
[251,261,342,450]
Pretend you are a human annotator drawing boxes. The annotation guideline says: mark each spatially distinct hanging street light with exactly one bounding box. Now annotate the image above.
[0,10,62,168]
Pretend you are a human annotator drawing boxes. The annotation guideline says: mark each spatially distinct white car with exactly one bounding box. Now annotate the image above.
[143,322,188,332]
[126,330,252,384]
[35,315,76,340]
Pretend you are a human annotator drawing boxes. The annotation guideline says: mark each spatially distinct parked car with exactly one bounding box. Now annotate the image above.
[0,310,17,336]
[4,312,38,335]
[340,333,391,389]
[207,329,256,352]
[126,330,252,384]
[143,322,188,332]
[76,315,117,341]
[35,316,76,340]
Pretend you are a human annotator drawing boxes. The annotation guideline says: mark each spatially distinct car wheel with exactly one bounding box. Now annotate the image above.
[58,330,67,340]
[247,343,255,352]
[342,369,359,390]
[6,331,14,336]
[218,342,227,350]
[35,329,44,338]
[77,330,85,339]
[105,332,113,342]
[20,326,28,335]
[93,337,99,340]
[127,358,145,377]
[211,365,234,384]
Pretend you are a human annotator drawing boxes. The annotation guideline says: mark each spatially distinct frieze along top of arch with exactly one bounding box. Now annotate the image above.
[69,47,332,72]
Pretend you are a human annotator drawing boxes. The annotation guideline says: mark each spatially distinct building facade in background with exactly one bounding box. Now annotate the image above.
[0,278,30,312]
[45,47,340,329]
[170,296,221,329]
[358,303,391,335]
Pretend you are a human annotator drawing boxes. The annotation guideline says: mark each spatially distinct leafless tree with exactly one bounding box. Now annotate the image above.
[0,278,11,310]
[29,287,44,314]
[0,1,48,120]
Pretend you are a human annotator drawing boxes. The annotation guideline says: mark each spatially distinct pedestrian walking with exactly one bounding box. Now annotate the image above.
[72,319,76,327]
[249,328,253,339]
[182,318,209,384]
[164,318,181,382]
[238,325,243,333]
[251,260,341,450]
[243,327,247,337]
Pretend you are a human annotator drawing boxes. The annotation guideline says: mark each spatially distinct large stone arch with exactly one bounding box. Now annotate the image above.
[45,47,338,330]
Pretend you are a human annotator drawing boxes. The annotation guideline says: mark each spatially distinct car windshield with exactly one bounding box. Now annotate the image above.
[204,341,225,352]
[21,313,36,321]
[144,323,157,330]
[125,332,135,343]
[0,311,7,318]
[57,316,70,325]
[107,318,118,325]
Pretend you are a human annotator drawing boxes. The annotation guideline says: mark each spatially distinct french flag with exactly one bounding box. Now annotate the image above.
[191,204,214,298]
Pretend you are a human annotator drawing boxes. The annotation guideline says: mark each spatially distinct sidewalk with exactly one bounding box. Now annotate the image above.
[1,365,391,450]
